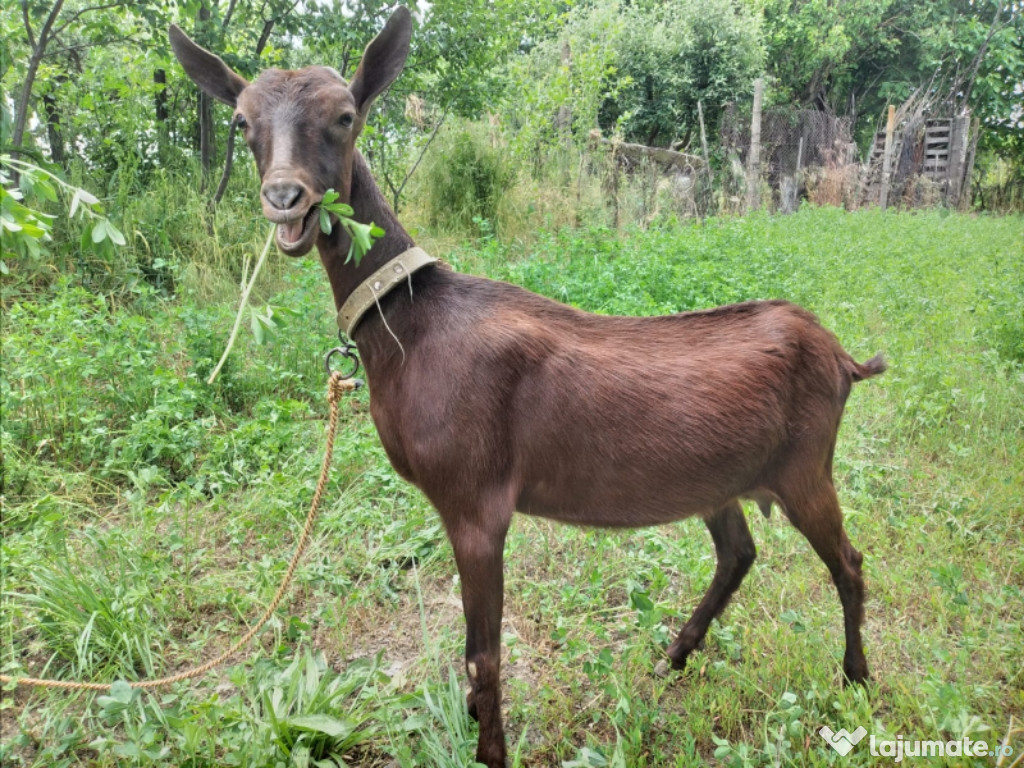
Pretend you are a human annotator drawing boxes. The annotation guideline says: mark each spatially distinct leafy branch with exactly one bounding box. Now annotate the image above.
[317,189,384,267]
[0,154,125,272]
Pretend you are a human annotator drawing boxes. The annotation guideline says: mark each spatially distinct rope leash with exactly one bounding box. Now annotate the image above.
[0,372,358,692]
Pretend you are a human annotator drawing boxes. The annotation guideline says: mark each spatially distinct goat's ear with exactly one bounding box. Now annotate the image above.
[169,24,248,107]
[348,6,412,116]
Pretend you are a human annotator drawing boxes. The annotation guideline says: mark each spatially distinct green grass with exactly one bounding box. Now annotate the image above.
[2,206,1022,766]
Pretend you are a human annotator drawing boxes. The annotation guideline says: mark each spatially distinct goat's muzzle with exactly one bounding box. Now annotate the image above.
[261,177,321,257]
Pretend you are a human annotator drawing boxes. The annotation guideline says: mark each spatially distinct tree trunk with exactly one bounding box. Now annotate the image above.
[959,2,1006,112]
[879,105,896,210]
[154,69,168,123]
[153,68,170,159]
[197,3,215,187]
[256,20,275,62]
[211,121,237,206]
[746,77,764,212]
[697,100,710,168]
[555,41,572,137]
[199,91,215,186]
[11,0,66,164]
[210,19,275,207]
[588,131,704,171]
[42,92,66,168]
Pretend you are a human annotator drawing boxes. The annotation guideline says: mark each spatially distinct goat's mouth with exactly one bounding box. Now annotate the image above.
[273,205,321,257]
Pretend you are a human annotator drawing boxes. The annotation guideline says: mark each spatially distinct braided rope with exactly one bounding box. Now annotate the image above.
[0,372,357,692]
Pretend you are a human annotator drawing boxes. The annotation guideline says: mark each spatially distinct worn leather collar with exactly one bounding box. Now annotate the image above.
[336,246,437,338]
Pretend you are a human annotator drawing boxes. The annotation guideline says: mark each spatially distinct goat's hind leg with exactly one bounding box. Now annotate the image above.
[666,500,757,671]
[777,480,868,684]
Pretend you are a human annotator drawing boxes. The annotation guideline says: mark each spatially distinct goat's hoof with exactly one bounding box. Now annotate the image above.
[842,656,870,687]
[475,748,509,768]
[662,647,692,675]
[842,668,870,688]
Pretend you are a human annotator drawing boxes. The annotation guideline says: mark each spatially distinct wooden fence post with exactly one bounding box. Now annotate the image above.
[959,117,981,211]
[946,113,971,207]
[697,100,712,218]
[611,140,620,229]
[697,100,710,168]
[879,105,896,209]
[746,78,763,212]
[780,135,804,214]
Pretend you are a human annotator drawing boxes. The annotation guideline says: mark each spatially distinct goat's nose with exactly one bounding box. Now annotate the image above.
[263,181,304,211]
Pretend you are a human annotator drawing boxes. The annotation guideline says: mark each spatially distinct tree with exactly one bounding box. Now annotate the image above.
[1,0,186,185]
[756,0,897,112]
[5,0,144,164]
[505,0,763,155]
[293,0,557,210]
[505,0,624,165]
[9,0,66,159]
[971,3,1023,163]
[756,0,1024,153]
[601,0,764,149]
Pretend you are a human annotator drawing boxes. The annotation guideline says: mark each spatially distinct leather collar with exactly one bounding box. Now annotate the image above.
[336,246,437,338]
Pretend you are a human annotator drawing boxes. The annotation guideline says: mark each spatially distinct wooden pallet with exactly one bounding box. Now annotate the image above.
[862,116,973,206]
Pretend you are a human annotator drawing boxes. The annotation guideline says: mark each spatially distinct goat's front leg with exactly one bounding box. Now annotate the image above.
[449,506,512,768]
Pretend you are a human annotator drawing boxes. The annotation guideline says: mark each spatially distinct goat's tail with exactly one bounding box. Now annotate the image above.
[850,353,887,382]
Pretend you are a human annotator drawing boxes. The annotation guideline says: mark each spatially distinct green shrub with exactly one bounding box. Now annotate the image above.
[418,124,515,233]
[984,283,1024,365]
[0,283,188,471]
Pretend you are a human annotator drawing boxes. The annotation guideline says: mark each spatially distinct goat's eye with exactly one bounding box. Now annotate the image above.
[235,114,248,129]
[338,113,354,128]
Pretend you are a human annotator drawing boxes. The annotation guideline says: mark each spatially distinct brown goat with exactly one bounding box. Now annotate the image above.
[171,9,885,766]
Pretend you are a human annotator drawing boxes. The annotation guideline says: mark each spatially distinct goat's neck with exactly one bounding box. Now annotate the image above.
[316,151,416,314]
